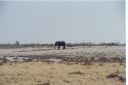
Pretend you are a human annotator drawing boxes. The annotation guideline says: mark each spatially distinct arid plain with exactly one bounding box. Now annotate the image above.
[0,46,125,85]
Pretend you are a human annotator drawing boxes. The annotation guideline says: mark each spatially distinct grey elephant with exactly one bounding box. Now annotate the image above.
[54,41,66,50]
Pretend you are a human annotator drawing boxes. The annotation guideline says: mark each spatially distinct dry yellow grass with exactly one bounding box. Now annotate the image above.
[0,62,125,85]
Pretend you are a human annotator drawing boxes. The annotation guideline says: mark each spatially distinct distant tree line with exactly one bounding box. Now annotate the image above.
[0,41,125,48]
[66,42,125,47]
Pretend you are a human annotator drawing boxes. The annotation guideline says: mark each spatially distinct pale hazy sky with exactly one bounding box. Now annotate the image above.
[0,1,125,43]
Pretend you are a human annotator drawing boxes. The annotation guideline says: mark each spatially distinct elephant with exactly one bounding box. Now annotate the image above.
[54,41,66,50]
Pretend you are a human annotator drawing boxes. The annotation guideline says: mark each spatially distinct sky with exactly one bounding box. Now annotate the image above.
[0,1,125,43]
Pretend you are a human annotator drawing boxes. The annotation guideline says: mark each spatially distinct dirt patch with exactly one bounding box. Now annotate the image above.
[0,55,125,65]
[106,71,126,82]
[68,71,85,75]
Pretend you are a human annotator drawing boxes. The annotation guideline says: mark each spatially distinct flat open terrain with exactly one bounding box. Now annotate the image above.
[0,46,125,85]
[0,46,125,57]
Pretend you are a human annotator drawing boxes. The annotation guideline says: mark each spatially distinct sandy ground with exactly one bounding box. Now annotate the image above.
[0,46,126,85]
[0,46,125,58]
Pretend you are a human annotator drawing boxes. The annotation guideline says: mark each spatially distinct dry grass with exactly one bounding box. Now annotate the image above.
[0,62,125,85]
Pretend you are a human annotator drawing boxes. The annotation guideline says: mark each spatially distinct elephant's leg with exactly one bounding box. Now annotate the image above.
[58,45,60,50]
[63,45,65,49]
